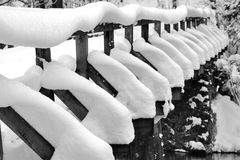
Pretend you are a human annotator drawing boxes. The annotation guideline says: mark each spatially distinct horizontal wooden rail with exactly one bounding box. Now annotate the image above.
[0,107,54,160]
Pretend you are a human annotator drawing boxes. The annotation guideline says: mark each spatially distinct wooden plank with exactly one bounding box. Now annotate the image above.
[125,25,134,44]
[180,20,185,30]
[131,51,158,71]
[0,107,54,160]
[141,23,149,42]
[171,87,182,101]
[164,24,171,33]
[87,63,118,97]
[154,21,161,36]
[173,23,178,31]
[104,30,114,55]
[76,33,89,78]
[54,90,88,121]
[35,48,54,101]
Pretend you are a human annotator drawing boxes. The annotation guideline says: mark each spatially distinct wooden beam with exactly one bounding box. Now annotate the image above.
[186,18,191,28]
[154,21,161,36]
[54,90,88,121]
[87,63,118,97]
[104,30,114,55]
[125,25,134,44]
[76,33,89,78]
[0,107,54,160]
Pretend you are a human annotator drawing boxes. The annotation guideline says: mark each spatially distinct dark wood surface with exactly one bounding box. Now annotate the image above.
[0,107,54,160]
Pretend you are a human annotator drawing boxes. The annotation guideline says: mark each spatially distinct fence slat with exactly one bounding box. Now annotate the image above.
[76,33,89,78]
[54,90,88,121]
[164,24,171,33]
[0,107,54,160]
[36,48,54,101]
[125,25,133,44]
[87,64,118,97]
[180,20,185,30]
[154,21,161,36]
[104,30,114,55]
[186,18,191,28]
[173,23,178,31]
[141,23,149,42]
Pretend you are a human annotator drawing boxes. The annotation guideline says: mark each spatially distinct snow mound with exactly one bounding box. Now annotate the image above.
[0,75,115,160]
[110,47,172,101]
[178,29,211,61]
[161,32,200,70]
[212,95,240,153]
[0,2,187,48]
[171,30,206,65]
[57,55,76,71]
[14,65,43,91]
[132,37,184,87]
[148,34,194,80]
[41,61,134,144]
[186,28,215,58]
[88,51,156,119]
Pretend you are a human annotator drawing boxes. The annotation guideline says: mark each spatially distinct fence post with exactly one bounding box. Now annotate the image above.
[173,23,179,31]
[180,20,185,30]
[35,48,55,101]
[125,25,134,44]
[104,30,114,55]
[141,22,149,42]
[164,24,171,33]
[186,18,191,28]
[154,21,161,36]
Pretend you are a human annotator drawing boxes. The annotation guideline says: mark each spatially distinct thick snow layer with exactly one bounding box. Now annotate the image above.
[110,48,172,101]
[197,25,223,50]
[171,30,206,65]
[212,95,240,153]
[88,51,156,119]
[57,55,76,71]
[41,61,134,144]
[186,28,216,58]
[0,75,115,160]
[177,29,211,61]
[132,38,184,87]
[14,65,42,91]
[0,2,187,48]
[161,32,200,70]
[148,34,194,80]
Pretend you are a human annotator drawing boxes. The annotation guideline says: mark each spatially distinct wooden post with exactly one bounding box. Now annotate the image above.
[76,32,89,78]
[173,23,178,31]
[154,21,161,36]
[164,24,171,33]
[104,30,114,55]
[125,25,134,45]
[192,18,196,28]
[35,48,55,101]
[141,23,149,42]
[0,107,54,160]
[180,21,185,30]
[186,18,191,28]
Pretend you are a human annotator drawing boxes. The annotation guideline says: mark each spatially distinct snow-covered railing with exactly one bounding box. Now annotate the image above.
[0,2,227,160]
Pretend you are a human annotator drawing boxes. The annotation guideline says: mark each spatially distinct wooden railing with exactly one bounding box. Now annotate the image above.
[0,15,224,160]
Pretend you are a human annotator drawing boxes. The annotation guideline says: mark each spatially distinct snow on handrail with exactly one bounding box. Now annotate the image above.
[186,6,215,18]
[0,2,188,48]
